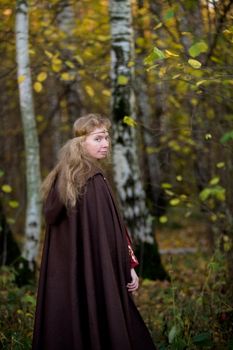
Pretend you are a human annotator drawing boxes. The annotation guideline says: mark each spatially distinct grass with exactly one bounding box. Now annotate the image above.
[134,224,233,349]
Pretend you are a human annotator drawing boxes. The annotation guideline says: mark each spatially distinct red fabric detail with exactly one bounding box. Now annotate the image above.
[125,229,139,269]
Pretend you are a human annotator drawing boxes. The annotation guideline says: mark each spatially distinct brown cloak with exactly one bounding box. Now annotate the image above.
[32,173,156,350]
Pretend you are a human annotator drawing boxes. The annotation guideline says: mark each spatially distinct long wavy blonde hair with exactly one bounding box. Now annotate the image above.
[41,114,111,207]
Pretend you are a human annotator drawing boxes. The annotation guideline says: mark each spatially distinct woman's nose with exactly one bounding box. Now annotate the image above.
[102,139,109,147]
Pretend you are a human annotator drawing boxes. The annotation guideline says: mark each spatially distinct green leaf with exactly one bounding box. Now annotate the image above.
[168,325,178,343]
[0,169,4,177]
[199,188,211,201]
[199,186,226,202]
[188,59,202,69]
[220,130,233,143]
[188,41,208,58]
[22,294,36,306]
[163,9,174,21]
[192,332,212,346]
[144,47,165,65]
[117,75,129,85]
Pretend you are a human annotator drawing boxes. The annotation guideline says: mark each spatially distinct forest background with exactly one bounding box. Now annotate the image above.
[0,0,233,349]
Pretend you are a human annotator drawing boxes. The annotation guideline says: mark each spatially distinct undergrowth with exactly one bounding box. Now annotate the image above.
[135,250,233,349]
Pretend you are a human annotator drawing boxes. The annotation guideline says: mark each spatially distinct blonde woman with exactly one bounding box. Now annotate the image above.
[32,114,156,350]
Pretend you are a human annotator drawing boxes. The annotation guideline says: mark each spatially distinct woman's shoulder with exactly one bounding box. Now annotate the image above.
[87,168,106,182]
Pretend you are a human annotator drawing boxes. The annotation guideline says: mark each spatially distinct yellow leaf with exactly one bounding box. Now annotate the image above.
[196,80,207,86]
[60,100,67,108]
[61,72,74,81]
[205,133,212,140]
[176,175,183,182]
[18,75,26,84]
[146,147,157,154]
[123,116,137,127]
[74,55,84,65]
[216,162,225,168]
[65,60,75,69]
[7,218,15,225]
[85,85,94,97]
[1,184,12,193]
[52,57,62,64]
[52,64,62,72]
[9,200,19,208]
[3,9,12,16]
[161,183,172,189]
[180,194,187,200]
[158,66,167,78]
[210,214,217,222]
[117,75,129,85]
[102,90,111,97]
[127,61,135,67]
[159,216,168,224]
[165,50,179,57]
[37,72,47,82]
[66,44,76,51]
[188,58,202,69]
[191,98,198,106]
[97,35,110,42]
[44,50,53,59]
[36,115,44,122]
[172,74,181,79]
[33,82,43,93]
[154,23,163,30]
[169,198,180,206]
[165,190,174,196]
[209,176,220,185]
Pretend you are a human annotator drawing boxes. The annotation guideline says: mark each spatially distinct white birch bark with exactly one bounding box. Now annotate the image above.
[109,0,152,243]
[15,0,41,268]
[57,0,85,124]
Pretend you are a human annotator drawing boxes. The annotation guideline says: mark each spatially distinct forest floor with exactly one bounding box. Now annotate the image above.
[135,223,233,350]
[0,222,232,349]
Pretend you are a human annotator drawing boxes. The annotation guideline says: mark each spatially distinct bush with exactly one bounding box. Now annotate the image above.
[0,266,36,350]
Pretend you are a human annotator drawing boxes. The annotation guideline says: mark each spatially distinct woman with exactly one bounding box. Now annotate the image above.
[32,114,156,350]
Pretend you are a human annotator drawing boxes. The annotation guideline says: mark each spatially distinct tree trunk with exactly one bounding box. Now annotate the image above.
[15,0,42,271]
[109,0,168,280]
[0,200,20,266]
[57,0,85,125]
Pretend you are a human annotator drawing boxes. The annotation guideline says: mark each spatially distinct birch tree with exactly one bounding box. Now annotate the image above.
[109,0,168,279]
[15,0,41,270]
[57,0,86,124]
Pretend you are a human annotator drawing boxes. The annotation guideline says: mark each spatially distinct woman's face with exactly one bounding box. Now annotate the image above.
[83,127,110,160]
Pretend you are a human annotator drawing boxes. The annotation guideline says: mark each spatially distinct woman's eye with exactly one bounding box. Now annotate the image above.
[95,137,101,142]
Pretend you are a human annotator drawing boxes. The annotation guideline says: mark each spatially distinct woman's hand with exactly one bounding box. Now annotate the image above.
[127,268,139,292]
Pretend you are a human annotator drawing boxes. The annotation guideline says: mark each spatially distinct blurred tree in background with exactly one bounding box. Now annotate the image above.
[0,0,233,347]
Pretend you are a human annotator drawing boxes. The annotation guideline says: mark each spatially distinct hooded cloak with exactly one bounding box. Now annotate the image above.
[32,172,156,350]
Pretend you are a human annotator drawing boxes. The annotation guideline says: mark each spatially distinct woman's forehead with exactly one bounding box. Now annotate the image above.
[89,127,109,136]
